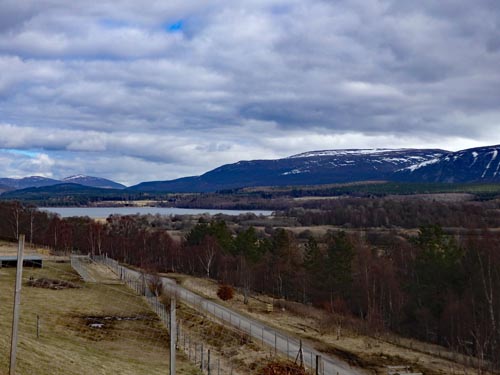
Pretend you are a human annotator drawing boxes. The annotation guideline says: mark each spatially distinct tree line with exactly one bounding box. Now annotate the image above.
[0,200,498,369]
[286,197,500,228]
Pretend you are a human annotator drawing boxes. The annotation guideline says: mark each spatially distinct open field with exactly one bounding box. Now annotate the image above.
[0,244,198,375]
[169,273,495,375]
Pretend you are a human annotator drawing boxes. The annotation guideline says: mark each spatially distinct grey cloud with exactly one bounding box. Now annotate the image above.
[0,0,499,182]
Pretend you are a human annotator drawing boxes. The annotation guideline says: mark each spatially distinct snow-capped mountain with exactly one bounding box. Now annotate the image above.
[395,145,500,183]
[129,149,447,192]
[62,175,126,189]
[0,175,125,191]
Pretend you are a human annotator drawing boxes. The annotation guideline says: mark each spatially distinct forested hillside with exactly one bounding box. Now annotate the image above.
[0,200,498,371]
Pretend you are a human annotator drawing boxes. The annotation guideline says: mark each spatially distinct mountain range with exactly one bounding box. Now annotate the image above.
[1,144,499,196]
[129,145,500,192]
[0,175,126,192]
[129,148,447,192]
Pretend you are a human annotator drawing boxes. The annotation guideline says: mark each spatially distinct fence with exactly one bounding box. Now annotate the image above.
[70,255,96,282]
[94,256,243,374]
[94,255,357,375]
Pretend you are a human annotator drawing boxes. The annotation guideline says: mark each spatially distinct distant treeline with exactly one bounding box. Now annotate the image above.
[2,181,500,208]
[284,197,500,228]
[231,181,500,200]
[0,200,498,370]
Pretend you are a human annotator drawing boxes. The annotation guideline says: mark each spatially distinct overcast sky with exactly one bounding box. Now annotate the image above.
[1,0,499,185]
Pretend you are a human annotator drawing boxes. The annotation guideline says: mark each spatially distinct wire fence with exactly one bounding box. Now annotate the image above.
[94,255,361,375]
[70,255,96,282]
[93,256,265,375]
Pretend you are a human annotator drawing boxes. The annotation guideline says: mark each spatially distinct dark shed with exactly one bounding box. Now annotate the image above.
[0,255,43,268]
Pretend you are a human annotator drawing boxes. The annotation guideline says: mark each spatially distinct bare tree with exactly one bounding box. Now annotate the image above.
[198,235,218,278]
[9,202,22,240]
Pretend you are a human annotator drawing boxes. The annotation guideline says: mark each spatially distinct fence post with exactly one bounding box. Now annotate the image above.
[170,295,176,375]
[9,235,25,375]
[200,344,204,371]
[207,350,211,375]
[315,355,321,375]
[36,314,40,339]
[177,319,180,349]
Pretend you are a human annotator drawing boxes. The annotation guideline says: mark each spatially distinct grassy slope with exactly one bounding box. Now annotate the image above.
[0,260,198,375]
[169,273,496,375]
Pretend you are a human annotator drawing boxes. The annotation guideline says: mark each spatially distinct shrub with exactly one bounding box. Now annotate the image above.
[217,284,234,301]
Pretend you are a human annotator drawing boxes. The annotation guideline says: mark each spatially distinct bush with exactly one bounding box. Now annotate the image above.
[217,284,234,301]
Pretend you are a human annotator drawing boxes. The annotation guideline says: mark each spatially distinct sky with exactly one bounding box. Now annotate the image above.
[0,0,499,186]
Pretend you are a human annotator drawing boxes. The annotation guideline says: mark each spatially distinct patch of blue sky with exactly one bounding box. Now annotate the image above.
[166,20,184,33]
[4,149,39,157]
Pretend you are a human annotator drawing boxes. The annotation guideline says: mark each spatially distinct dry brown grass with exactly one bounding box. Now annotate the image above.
[176,302,277,375]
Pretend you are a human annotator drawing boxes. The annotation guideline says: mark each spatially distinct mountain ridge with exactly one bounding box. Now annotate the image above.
[0,175,126,191]
[395,144,500,183]
[128,148,448,192]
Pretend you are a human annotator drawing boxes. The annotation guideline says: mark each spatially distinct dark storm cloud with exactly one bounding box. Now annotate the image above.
[0,0,499,184]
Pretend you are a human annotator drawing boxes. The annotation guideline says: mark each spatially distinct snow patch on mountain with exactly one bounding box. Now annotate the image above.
[282,169,310,176]
[63,175,88,181]
[404,158,441,172]
[470,151,479,166]
[482,149,498,178]
[288,149,403,158]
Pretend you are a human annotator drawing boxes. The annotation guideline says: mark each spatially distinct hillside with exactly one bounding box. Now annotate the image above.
[0,242,196,375]
[63,175,126,189]
[0,176,61,190]
[395,145,500,182]
[0,183,143,206]
[129,149,446,192]
[0,175,125,191]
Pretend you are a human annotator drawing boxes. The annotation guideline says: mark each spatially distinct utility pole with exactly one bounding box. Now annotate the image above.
[10,235,25,375]
[170,295,176,375]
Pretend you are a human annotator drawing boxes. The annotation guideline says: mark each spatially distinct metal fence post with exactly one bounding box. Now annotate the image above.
[200,344,204,371]
[207,350,211,375]
[36,314,40,339]
[170,296,176,375]
[286,337,289,358]
[315,355,321,375]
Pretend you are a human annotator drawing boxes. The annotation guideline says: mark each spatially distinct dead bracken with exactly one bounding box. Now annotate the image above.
[27,277,80,290]
[260,361,306,375]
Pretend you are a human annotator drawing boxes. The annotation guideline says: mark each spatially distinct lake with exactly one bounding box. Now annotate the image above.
[41,206,274,218]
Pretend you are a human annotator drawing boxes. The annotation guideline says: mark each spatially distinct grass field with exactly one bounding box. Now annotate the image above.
[0,255,199,375]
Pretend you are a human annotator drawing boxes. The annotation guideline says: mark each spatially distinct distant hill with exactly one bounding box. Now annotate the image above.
[0,183,137,206]
[395,145,500,183]
[62,175,126,189]
[128,149,446,192]
[0,184,13,194]
[0,175,125,191]
[0,176,61,190]
[3,146,499,202]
